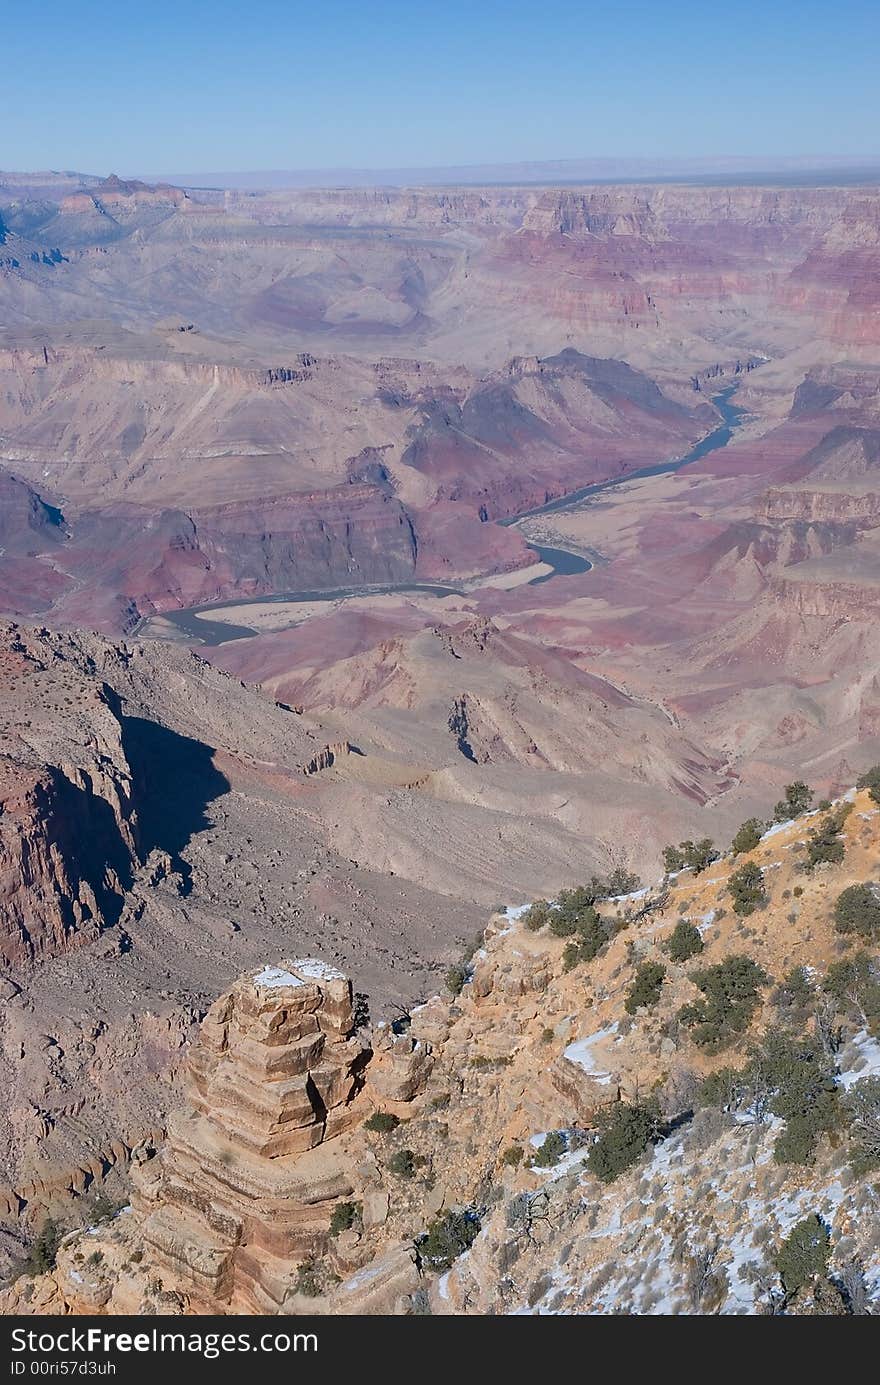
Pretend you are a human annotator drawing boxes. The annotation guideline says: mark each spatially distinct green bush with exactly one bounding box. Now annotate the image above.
[775,1214,830,1296]
[557,907,613,970]
[587,1100,664,1183]
[531,1131,567,1168]
[804,806,850,871]
[624,961,666,1014]
[665,919,704,963]
[523,900,551,931]
[562,941,581,972]
[763,1037,842,1165]
[548,910,580,938]
[677,954,770,1052]
[18,1219,62,1278]
[501,1144,524,1167]
[700,1032,841,1164]
[728,862,767,916]
[329,1201,362,1236]
[824,952,880,1032]
[418,1209,480,1271]
[294,1259,336,1297]
[663,839,718,876]
[364,1111,400,1134]
[445,964,468,996]
[834,884,880,940]
[773,965,814,1015]
[773,781,813,823]
[857,766,880,807]
[663,844,685,873]
[731,818,764,855]
[388,1149,418,1178]
[844,1076,880,1173]
[605,866,641,897]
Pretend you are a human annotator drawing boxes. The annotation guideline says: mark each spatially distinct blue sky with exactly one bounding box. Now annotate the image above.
[6,0,879,173]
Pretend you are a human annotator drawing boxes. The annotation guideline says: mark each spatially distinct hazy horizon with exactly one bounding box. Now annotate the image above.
[8,1,879,173]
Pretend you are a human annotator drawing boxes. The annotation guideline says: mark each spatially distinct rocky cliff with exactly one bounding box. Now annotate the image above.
[0,624,139,963]
[10,788,880,1315]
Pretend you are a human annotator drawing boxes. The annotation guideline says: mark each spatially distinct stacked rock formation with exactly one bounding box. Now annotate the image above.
[132,960,371,1312]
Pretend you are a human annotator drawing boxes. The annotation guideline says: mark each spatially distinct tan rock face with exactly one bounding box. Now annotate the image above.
[131,960,372,1311]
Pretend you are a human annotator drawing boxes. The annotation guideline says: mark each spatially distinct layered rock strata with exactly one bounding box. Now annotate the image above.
[130,961,371,1312]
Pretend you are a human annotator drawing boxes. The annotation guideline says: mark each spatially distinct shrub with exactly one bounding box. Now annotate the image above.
[731,818,764,855]
[558,907,613,970]
[562,941,580,972]
[364,1111,400,1134]
[665,919,704,963]
[587,1100,664,1183]
[19,1220,62,1278]
[772,965,814,1015]
[89,1190,124,1223]
[531,1131,566,1168]
[541,1027,555,1043]
[555,885,601,919]
[677,954,771,1052]
[418,1209,480,1271]
[294,1260,336,1298]
[775,1214,830,1296]
[663,839,718,876]
[834,884,880,940]
[625,961,666,1014]
[804,806,850,871]
[663,844,685,873]
[773,781,814,823]
[329,1201,362,1236]
[388,1149,417,1178]
[501,1145,524,1167]
[548,910,580,938]
[445,964,468,996]
[824,952,880,1032]
[762,1036,842,1165]
[844,1076,880,1173]
[523,900,551,931]
[728,862,767,916]
[856,765,880,807]
[700,1032,841,1164]
[605,866,641,897]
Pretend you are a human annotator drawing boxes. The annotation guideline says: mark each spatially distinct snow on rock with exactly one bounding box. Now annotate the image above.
[837,1029,880,1090]
[607,886,650,904]
[563,1023,619,1085]
[253,965,305,989]
[506,903,538,920]
[759,820,793,842]
[291,958,347,982]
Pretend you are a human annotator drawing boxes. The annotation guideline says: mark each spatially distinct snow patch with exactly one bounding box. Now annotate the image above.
[253,965,305,989]
[563,1023,619,1086]
[291,958,347,982]
[837,1030,880,1090]
[607,886,650,904]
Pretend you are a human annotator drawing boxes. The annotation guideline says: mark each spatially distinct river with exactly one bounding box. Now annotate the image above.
[148,386,745,646]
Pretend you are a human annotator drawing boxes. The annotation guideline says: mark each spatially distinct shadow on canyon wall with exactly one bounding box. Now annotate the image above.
[119,714,230,886]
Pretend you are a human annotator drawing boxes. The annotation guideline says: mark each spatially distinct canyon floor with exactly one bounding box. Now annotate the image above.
[1,170,880,1307]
